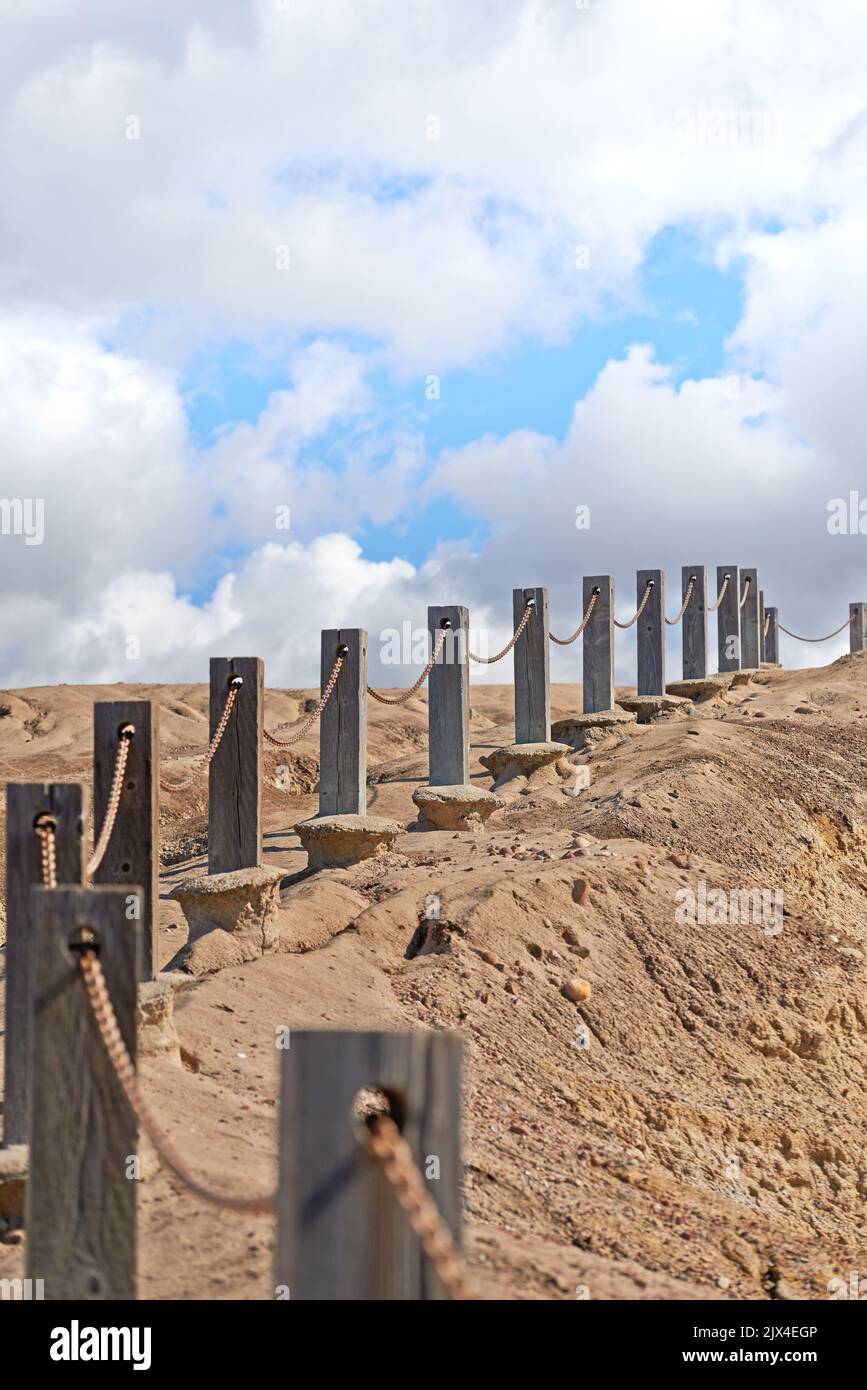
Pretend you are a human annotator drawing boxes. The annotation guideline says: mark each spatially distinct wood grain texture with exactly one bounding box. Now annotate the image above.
[740,567,760,669]
[319,629,367,816]
[717,564,742,672]
[208,657,263,874]
[637,569,665,696]
[93,701,158,981]
[276,1030,463,1300]
[27,886,141,1300]
[513,587,550,743]
[582,575,614,713]
[682,565,708,680]
[850,603,867,653]
[427,606,469,786]
[764,606,780,665]
[759,589,766,662]
[3,783,85,1147]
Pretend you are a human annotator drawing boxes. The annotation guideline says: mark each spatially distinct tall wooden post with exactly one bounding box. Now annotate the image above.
[682,566,708,679]
[850,603,867,653]
[276,1030,463,1300]
[208,656,263,874]
[764,606,780,665]
[27,886,141,1300]
[582,576,613,713]
[741,567,760,669]
[513,587,549,743]
[717,565,742,672]
[636,569,665,696]
[93,701,158,981]
[319,629,367,815]
[759,589,766,662]
[427,606,469,786]
[3,783,85,1148]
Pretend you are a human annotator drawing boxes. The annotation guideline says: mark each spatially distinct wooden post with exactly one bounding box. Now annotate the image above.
[759,589,766,662]
[513,587,549,743]
[582,575,614,713]
[850,603,867,653]
[3,783,85,1148]
[319,629,367,816]
[427,606,469,786]
[716,564,742,672]
[765,606,780,665]
[93,701,158,981]
[682,566,708,679]
[741,567,760,669]
[276,1030,463,1300]
[27,885,141,1300]
[636,569,665,696]
[208,656,263,874]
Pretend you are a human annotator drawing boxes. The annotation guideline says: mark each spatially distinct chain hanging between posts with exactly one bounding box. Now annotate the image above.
[763,613,771,637]
[264,650,345,747]
[87,724,134,879]
[367,1114,475,1301]
[706,574,730,613]
[367,623,450,705]
[778,613,855,643]
[469,601,533,663]
[665,576,695,626]
[739,575,752,609]
[614,579,654,630]
[159,683,239,793]
[550,588,599,645]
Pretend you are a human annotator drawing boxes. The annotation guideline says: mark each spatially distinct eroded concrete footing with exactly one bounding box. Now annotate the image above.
[295,813,402,868]
[479,741,572,790]
[167,864,285,975]
[411,783,503,832]
[552,708,637,752]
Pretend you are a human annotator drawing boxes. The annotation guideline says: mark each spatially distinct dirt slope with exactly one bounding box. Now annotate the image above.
[1,659,865,1299]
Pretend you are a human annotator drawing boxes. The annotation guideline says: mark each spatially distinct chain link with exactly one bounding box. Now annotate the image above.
[35,814,58,888]
[159,685,239,792]
[367,624,450,705]
[613,579,654,630]
[778,613,855,643]
[550,588,599,645]
[87,725,134,878]
[763,613,771,637]
[469,602,533,663]
[706,574,730,613]
[739,575,752,609]
[665,576,695,626]
[264,652,345,747]
[367,1115,475,1300]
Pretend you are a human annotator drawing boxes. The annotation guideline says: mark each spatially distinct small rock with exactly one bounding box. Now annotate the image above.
[717,1275,731,1290]
[505,979,519,996]
[480,949,499,966]
[572,878,591,905]
[562,977,592,1003]
[527,942,543,960]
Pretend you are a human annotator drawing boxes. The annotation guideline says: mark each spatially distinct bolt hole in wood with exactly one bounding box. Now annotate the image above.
[117,721,135,737]
[121,862,132,873]
[351,1086,407,1144]
[68,924,99,955]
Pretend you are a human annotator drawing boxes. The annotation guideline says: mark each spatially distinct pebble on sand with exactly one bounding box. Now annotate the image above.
[563,977,592,1003]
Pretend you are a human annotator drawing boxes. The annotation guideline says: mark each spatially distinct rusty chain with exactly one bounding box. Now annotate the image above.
[159,682,239,792]
[665,576,695,626]
[778,612,855,642]
[469,601,533,664]
[34,813,59,889]
[367,1114,475,1300]
[613,578,654,630]
[706,574,730,613]
[739,575,752,609]
[87,724,134,878]
[367,623,450,705]
[550,587,599,645]
[264,650,345,747]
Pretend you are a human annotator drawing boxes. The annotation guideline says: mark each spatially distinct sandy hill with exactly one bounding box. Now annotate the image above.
[1,659,866,1299]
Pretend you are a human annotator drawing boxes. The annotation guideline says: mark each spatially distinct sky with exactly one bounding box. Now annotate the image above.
[1,0,866,689]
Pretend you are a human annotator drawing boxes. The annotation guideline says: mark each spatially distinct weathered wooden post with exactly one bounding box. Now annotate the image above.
[28,885,141,1299]
[513,587,549,742]
[764,606,780,665]
[741,567,760,669]
[636,569,665,695]
[759,588,766,662]
[427,606,469,785]
[276,1030,463,1300]
[850,603,867,653]
[319,629,367,815]
[583,576,613,712]
[716,564,742,672]
[3,784,85,1148]
[209,656,263,874]
[93,701,158,981]
[682,566,708,679]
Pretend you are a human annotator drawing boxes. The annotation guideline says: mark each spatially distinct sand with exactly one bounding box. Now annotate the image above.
[1,658,866,1299]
